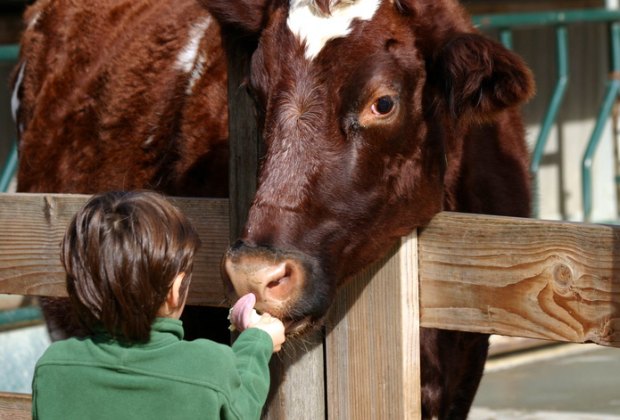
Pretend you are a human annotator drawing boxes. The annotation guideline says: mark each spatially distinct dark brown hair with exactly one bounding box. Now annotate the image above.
[61,191,201,342]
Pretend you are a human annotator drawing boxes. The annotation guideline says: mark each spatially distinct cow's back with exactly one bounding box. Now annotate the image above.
[15,0,229,196]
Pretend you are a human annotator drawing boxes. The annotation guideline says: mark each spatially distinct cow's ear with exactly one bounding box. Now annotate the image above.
[200,0,273,34]
[429,33,535,121]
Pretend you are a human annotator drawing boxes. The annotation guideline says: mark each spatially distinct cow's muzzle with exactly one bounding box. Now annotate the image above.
[221,241,309,324]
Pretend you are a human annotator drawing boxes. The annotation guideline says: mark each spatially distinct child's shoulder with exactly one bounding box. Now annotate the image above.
[155,338,239,383]
[35,336,91,366]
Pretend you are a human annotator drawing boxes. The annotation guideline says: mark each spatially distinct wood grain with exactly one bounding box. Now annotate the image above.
[3,197,619,346]
[325,232,421,419]
[262,330,325,420]
[223,30,261,241]
[419,212,620,347]
[0,193,229,307]
[0,392,31,420]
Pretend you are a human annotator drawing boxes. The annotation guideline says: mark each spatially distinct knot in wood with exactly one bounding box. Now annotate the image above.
[600,318,615,343]
[552,262,574,295]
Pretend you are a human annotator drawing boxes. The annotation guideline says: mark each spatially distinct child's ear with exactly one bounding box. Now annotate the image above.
[168,272,186,308]
[158,273,187,318]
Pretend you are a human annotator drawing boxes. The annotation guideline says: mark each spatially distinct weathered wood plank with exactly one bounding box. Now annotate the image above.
[0,193,229,307]
[3,194,620,350]
[0,392,31,420]
[221,28,325,420]
[419,212,620,347]
[223,30,261,241]
[325,232,421,418]
[262,330,325,420]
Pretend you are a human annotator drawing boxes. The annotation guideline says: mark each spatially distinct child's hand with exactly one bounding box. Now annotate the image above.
[229,293,286,352]
[251,313,286,353]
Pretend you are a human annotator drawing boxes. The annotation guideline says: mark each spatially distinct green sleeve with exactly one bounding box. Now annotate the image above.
[222,328,274,420]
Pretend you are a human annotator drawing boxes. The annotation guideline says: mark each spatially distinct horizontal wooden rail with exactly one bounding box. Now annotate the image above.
[1,193,619,347]
[419,212,620,347]
[0,392,31,420]
[0,193,229,306]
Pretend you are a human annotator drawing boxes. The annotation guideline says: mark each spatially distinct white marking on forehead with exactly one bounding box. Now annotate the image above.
[175,17,211,73]
[287,0,382,60]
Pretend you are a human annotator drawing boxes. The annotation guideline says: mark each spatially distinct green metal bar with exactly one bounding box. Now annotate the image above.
[473,9,620,29]
[499,28,513,49]
[531,26,570,176]
[0,44,19,62]
[0,306,43,331]
[582,22,620,221]
[530,26,570,218]
[0,45,18,192]
[0,141,17,192]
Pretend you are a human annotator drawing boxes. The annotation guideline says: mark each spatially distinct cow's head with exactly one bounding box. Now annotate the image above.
[206,0,534,334]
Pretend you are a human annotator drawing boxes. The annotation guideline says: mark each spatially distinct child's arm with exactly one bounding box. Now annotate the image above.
[224,329,274,419]
[220,294,286,419]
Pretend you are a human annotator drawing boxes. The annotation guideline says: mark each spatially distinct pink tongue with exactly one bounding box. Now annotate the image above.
[231,293,257,331]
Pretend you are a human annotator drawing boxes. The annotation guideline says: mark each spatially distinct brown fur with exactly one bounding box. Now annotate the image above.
[14,1,533,418]
[16,0,228,196]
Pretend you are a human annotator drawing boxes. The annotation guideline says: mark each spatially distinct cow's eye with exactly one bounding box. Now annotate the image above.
[371,96,395,115]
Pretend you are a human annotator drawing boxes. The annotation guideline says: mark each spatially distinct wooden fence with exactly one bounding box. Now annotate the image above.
[1,192,619,419]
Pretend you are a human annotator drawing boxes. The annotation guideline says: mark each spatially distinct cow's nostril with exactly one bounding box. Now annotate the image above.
[230,240,245,252]
[267,264,292,289]
[263,262,299,302]
[267,278,283,288]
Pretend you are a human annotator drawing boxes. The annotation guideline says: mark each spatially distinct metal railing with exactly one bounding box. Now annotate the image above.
[473,9,620,222]
[0,44,17,193]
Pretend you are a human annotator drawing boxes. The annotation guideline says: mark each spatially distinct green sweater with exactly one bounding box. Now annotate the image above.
[32,318,273,419]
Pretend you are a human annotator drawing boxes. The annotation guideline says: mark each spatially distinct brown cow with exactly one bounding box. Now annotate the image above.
[13,0,533,418]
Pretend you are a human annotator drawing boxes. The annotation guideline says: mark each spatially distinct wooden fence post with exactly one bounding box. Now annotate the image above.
[325,232,422,418]
[222,29,326,419]
[223,30,260,239]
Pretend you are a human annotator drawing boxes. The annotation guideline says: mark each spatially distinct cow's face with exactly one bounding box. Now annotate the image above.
[207,0,533,333]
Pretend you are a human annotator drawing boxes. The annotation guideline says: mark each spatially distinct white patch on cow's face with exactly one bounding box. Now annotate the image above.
[287,0,381,60]
[175,17,211,73]
[11,61,25,127]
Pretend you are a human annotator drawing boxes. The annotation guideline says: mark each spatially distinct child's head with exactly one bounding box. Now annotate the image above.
[61,191,201,342]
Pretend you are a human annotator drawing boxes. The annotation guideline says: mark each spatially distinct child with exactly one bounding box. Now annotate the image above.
[32,190,285,420]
